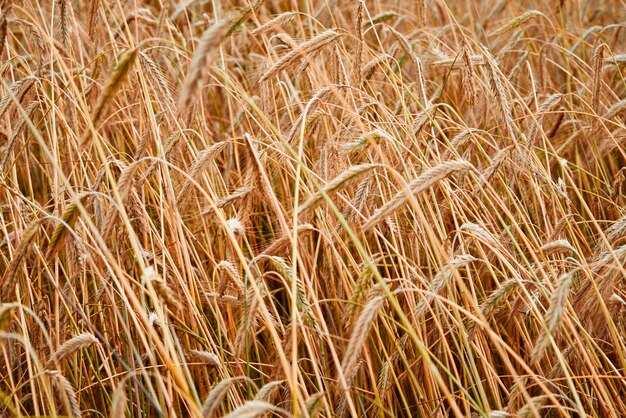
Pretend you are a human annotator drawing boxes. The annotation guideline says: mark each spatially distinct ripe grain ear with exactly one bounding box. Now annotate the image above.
[353,1,364,86]
[201,377,247,418]
[259,30,341,82]
[299,163,379,215]
[363,160,475,231]
[46,193,90,260]
[0,16,8,59]
[2,219,44,302]
[87,0,100,37]
[49,332,99,366]
[46,370,81,418]
[56,0,72,46]
[340,284,385,384]
[460,40,478,106]
[109,382,127,418]
[176,141,229,208]
[82,48,138,145]
[532,272,575,362]
[179,19,232,110]
[591,43,607,115]
[251,12,298,36]
[1,98,45,171]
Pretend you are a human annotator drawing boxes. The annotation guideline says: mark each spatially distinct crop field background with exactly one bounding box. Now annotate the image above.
[0,0,625,416]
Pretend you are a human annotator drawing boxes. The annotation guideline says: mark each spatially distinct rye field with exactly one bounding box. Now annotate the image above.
[0,0,625,416]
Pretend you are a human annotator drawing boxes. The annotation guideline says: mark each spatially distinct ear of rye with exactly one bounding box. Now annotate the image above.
[363,160,474,231]
[532,272,574,361]
[179,19,232,110]
[299,163,379,215]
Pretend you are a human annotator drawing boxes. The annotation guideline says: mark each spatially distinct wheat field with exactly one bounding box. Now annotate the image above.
[0,0,625,416]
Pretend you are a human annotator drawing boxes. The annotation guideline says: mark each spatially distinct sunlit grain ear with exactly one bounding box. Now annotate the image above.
[259,30,342,82]
[179,19,232,110]
[340,284,385,386]
[81,47,138,146]
[1,98,45,171]
[201,378,246,418]
[87,0,100,37]
[49,332,99,366]
[109,381,127,418]
[460,39,478,106]
[353,1,364,86]
[363,160,475,231]
[532,272,575,362]
[0,15,8,59]
[176,141,229,208]
[298,163,378,215]
[55,0,72,46]
[1,219,44,302]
